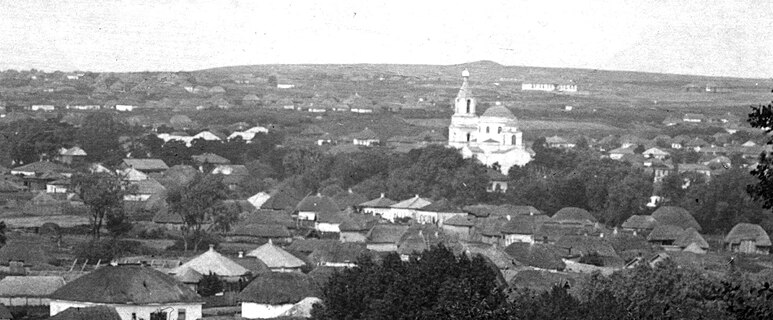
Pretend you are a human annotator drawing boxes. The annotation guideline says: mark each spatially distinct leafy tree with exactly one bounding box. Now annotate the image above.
[71,172,130,239]
[197,272,223,297]
[76,112,127,165]
[683,168,766,233]
[603,171,652,226]
[267,75,278,88]
[166,173,229,251]
[633,144,646,154]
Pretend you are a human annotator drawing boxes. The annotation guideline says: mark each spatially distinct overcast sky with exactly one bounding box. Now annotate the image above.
[0,0,770,78]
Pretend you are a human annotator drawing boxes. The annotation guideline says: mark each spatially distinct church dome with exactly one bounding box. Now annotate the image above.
[481,106,517,120]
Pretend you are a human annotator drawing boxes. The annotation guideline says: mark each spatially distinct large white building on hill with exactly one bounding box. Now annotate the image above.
[448,69,531,174]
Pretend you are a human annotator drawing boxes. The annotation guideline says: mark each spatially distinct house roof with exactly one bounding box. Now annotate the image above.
[120,168,148,181]
[418,199,464,213]
[296,194,340,214]
[246,241,306,269]
[130,178,166,195]
[0,275,66,297]
[390,195,432,209]
[12,161,70,174]
[609,147,635,154]
[0,180,23,193]
[551,207,596,224]
[397,232,428,256]
[724,223,772,246]
[332,189,368,209]
[241,209,295,229]
[170,246,250,277]
[554,235,618,257]
[366,224,409,244]
[674,227,709,249]
[308,266,338,289]
[238,272,319,305]
[172,267,203,284]
[621,215,659,230]
[48,306,121,320]
[651,206,702,231]
[351,127,379,140]
[443,215,477,227]
[647,224,685,242]
[308,243,369,265]
[501,214,550,235]
[229,224,291,238]
[233,257,271,274]
[261,186,304,211]
[49,265,202,304]
[286,239,343,254]
[359,194,397,208]
[122,158,169,171]
[153,207,183,224]
[192,153,231,165]
[504,242,565,271]
[60,146,87,156]
[339,213,379,232]
[462,243,519,270]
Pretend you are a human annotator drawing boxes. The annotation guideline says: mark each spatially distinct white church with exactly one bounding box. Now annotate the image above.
[448,69,532,174]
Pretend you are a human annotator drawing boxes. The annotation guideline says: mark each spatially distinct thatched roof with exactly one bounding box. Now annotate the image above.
[170,246,250,277]
[0,179,24,192]
[238,272,319,305]
[12,161,70,174]
[308,266,338,289]
[359,194,397,208]
[390,195,431,209]
[675,227,709,249]
[192,153,231,165]
[308,243,369,265]
[462,243,519,270]
[647,224,684,242]
[367,224,409,244]
[501,214,549,235]
[725,223,772,246]
[152,207,183,224]
[397,232,428,256]
[332,189,367,209]
[247,242,306,269]
[0,275,65,297]
[287,239,342,254]
[621,215,659,230]
[0,240,52,266]
[172,267,203,284]
[504,242,566,271]
[651,206,702,231]
[48,306,121,320]
[229,223,291,238]
[121,158,169,172]
[261,186,303,210]
[351,128,378,140]
[552,207,596,224]
[49,265,201,304]
[443,215,476,227]
[233,257,271,274]
[296,194,340,214]
[555,235,618,257]
[241,209,295,229]
[418,199,464,213]
[339,213,379,232]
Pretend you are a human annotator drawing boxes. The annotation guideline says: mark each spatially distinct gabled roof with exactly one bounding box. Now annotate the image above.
[238,272,319,305]
[261,186,303,210]
[308,243,368,265]
[443,215,476,227]
[366,224,409,244]
[481,106,516,120]
[724,223,772,246]
[554,235,618,257]
[170,246,250,277]
[359,194,397,208]
[12,161,70,174]
[551,207,596,224]
[609,147,635,154]
[501,214,549,235]
[49,265,201,304]
[397,232,428,256]
[286,239,342,254]
[122,158,169,171]
[0,275,65,297]
[229,224,291,238]
[390,195,432,209]
[296,193,340,214]
[241,209,295,229]
[130,178,166,195]
[247,241,306,269]
[332,189,367,209]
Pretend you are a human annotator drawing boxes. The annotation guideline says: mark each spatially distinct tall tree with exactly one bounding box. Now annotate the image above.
[71,172,130,239]
[76,112,127,165]
[166,173,229,251]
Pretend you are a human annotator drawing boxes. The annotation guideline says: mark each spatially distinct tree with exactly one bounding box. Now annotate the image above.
[166,174,229,251]
[267,75,278,88]
[76,112,127,165]
[72,172,130,239]
[197,272,223,297]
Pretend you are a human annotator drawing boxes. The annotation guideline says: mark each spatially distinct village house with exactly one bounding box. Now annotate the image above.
[621,215,659,235]
[647,224,684,248]
[57,146,87,165]
[48,305,121,320]
[642,147,669,160]
[486,169,509,193]
[724,223,771,254]
[358,193,397,217]
[366,224,409,252]
[48,265,203,320]
[307,242,369,268]
[674,227,710,254]
[413,199,467,226]
[226,224,293,244]
[246,241,306,273]
[503,242,566,271]
[651,206,702,231]
[0,275,66,307]
[441,215,476,241]
[521,83,556,92]
[238,272,320,319]
[500,214,550,245]
[608,146,635,160]
[169,245,251,290]
[351,127,380,146]
[339,214,379,243]
[545,136,575,149]
[682,113,706,123]
[30,105,56,111]
[295,193,340,225]
[115,104,134,112]
[386,195,432,222]
[120,158,169,174]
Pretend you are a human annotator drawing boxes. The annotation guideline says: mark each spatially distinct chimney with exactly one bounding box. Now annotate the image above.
[415,194,419,198]
[613,227,619,235]
[208,244,215,251]
[348,188,353,194]
[238,251,244,258]
[506,215,511,221]
[380,193,385,198]
[317,192,321,197]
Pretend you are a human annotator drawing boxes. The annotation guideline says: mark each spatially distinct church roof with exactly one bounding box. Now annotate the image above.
[481,106,516,120]
[456,70,473,99]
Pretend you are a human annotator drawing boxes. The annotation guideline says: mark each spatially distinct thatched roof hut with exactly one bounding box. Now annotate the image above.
[169,246,250,279]
[674,227,709,249]
[246,241,306,270]
[724,223,771,254]
[0,275,65,298]
[647,225,684,244]
[551,207,597,225]
[49,265,201,304]
[504,242,566,271]
[621,215,659,231]
[0,240,52,266]
[238,272,319,305]
[651,206,702,231]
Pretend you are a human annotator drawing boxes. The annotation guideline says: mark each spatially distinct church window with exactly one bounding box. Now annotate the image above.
[498,127,502,134]
[486,127,489,133]
[511,135,516,145]
[466,99,471,109]
[466,133,470,142]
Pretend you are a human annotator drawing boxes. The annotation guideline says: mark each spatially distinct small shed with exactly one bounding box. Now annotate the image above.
[724,223,771,254]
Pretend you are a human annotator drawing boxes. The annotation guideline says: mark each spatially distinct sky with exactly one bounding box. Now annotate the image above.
[0,0,771,78]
